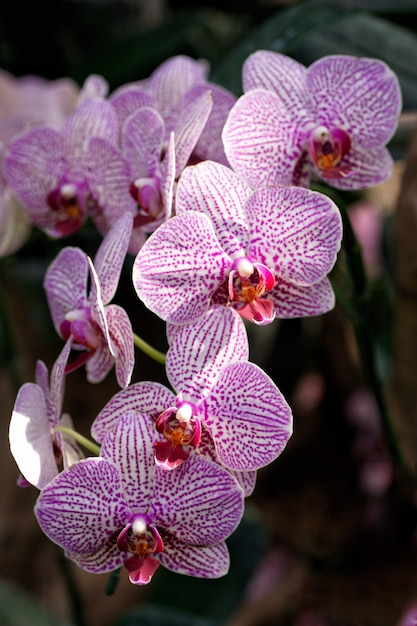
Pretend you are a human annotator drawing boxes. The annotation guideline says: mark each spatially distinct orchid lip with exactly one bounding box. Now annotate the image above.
[309,125,352,178]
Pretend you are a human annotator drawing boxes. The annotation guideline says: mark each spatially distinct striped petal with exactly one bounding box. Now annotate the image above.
[159,536,230,578]
[166,306,248,400]
[270,276,336,318]
[63,99,118,157]
[174,87,212,174]
[133,211,231,325]
[202,361,292,471]
[104,304,134,388]
[246,186,342,287]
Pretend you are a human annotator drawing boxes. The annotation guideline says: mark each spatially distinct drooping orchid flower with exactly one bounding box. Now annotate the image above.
[222,51,402,190]
[9,339,82,489]
[133,160,342,327]
[43,213,134,387]
[91,306,292,495]
[35,410,244,585]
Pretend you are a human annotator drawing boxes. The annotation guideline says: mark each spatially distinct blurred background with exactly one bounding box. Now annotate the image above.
[2,1,417,625]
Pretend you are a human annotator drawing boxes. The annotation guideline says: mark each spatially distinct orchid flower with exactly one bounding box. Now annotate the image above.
[222,51,402,189]
[35,410,244,585]
[43,213,134,387]
[5,97,136,238]
[9,339,82,489]
[133,160,342,327]
[91,306,292,495]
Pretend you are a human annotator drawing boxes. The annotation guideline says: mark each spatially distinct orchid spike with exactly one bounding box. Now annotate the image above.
[133,160,342,327]
[44,213,134,387]
[35,411,244,585]
[223,51,402,190]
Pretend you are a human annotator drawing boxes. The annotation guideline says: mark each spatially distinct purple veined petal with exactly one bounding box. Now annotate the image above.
[243,50,311,123]
[173,87,213,174]
[222,89,303,188]
[92,213,133,305]
[202,361,292,472]
[5,126,66,211]
[318,144,394,190]
[175,160,251,257]
[85,137,136,236]
[150,55,207,128]
[166,306,249,401]
[44,247,88,334]
[66,542,124,575]
[198,429,256,497]
[100,411,156,512]
[59,413,84,469]
[133,211,231,325]
[85,340,114,385]
[156,130,175,228]
[35,457,131,557]
[246,186,342,287]
[88,257,112,353]
[110,85,154,126]
[91,382,175,443]
[104,304,134,388]
[48,338,72,421]
[63,99,119,157]
[307,55,402,149]
[122,107,165,178]
[35,359,49,401]
[192,83,237,166]
[150,454,244,546]
[9,383,58,489]
[270,276,336,318]
[159,535,230,578]
[76,74,109,105]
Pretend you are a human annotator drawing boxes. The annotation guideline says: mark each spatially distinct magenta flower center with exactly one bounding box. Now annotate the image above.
[308,126,352,179]
[154,401,202,469]
[47,182,88,236]
[227,258,276,325]
[117,514,164,585]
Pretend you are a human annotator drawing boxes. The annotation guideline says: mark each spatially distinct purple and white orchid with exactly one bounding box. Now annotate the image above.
[43,213,134,387]
[9,339,82,489]
[5,97,136,238]
[133,160,342,327]
[91,306,292,495]
[35,410,244,585]
[222,51,402,190]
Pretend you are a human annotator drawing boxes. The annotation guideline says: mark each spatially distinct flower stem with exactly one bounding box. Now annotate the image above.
[337,203,402,466]
[56,426,101,456]
[133,332,166,364]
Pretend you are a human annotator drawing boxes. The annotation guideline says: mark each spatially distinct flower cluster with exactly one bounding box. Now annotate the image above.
[5,51,401,587]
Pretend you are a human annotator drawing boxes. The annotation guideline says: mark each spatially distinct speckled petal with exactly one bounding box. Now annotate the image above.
[222,89,302,188]
[308,55,402,148]
[91,382,175,443]
[175,160,251,257]
[246,186,342,286]
[159,534,230,578]
[104,304,134,388]
[9,383,58,489]
[166,306,248,400]
[174,87,212,173]
[270,276,336,318]
[63,99,119,157]
[202,361,292,471]
[44,247,88,334]
[100,411,156,512]
[243,50,310,122]
[66,543,124,575]
[92,213,133,305]
[133,211,231,325]
[35,457,131,558]
[150,454,244,545]
[48,338,72,421]
[122,107,165,177]
[193,83,236,166]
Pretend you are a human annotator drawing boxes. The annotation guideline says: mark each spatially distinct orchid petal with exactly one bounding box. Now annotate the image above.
[100,411,156,512]
[63,99,118,157]
[150,454,243,545]
[159,536,230,578]
[44,247,88,333]
[246,186,342,286]
[104,304,134,388]
[222,89,302,188]
[48,338,72,420]
[308,55,402,148]
[202,361,292,472]
[77,74,109,104]
[319,144,394,190]
[85,341,114,385]
[88,257,112,351]
[9,383,58,489]
[192,83,236,165]
[122,107,165,177]
[35,458,131,557]
[175,160,251,257]
[270,276,336,318]
[91,382,175,443]
[166,306,248,400]
[174,88,213,174]
[133,211,231,325]
[110,86,154,125]
[66,543,124,575]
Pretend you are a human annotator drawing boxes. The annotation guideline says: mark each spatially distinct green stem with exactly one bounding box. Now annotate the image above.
[56,426,101,456]
[133,332,166,364]
[337,203,402,466]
